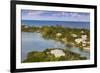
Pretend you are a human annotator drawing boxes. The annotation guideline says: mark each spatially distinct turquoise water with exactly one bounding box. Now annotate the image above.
[21,20,90,29]
[21,32,90,61]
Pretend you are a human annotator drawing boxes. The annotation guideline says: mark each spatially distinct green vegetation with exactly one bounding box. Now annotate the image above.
[22,25,90,50]
[22,25,40,32]
[22,25,90,62]
[23,48,86,63]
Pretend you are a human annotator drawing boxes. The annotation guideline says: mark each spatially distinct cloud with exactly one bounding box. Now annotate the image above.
[22,10,88,17]
[21,10,43,16]
[21,10,90,22]
[70,13,80,17]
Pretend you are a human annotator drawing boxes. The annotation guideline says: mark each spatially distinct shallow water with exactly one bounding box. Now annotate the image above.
[21,32,90,61]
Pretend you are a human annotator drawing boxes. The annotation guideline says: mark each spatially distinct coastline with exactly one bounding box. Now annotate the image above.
[21,25,90,62]
[22,25,90,51]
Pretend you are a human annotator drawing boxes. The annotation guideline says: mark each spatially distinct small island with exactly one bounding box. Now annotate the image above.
[23,48,86,63]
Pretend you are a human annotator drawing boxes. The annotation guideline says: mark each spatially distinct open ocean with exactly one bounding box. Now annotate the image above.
[21,20,90,29]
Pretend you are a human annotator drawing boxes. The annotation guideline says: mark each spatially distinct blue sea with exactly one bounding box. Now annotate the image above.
[21,20,90,29]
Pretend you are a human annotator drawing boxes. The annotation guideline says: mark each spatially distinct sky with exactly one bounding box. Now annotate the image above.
[21,10,90,22]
